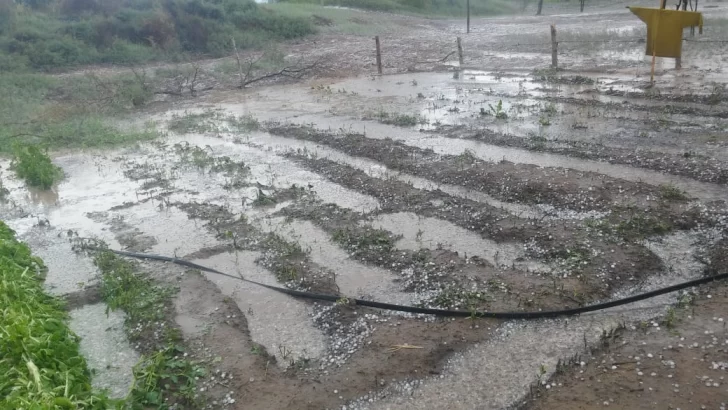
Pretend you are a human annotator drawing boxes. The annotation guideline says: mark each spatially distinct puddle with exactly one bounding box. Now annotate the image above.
[259,217,413,305]
[69,303,139,398]
[368,212,524,267]
[192,251,327,365]
[18,227,100,295]
[112,205,221,257]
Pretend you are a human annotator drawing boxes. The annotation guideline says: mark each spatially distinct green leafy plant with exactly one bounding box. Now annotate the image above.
[11,144,62,189]
[0,221,115,409]
[488,100,508,119]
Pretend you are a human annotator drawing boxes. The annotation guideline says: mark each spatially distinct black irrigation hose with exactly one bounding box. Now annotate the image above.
[108,249,728,320]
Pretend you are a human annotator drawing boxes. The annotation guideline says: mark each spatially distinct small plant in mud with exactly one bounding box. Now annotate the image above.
[168,111,223,134]
[331,227,397,257]
[658,184,689,201]
[430,286,491,310]
[538,115,551,126]
[455,149,478,166]
[373,110,422,127]
[487,100,508,119]
[229,114,260,133]
[252,189,277,207]
[541,102,558,115]
[128,344,206,408]
[94,251,206,407]
[11,144,62,189]
[0,173,9,200]
[259,233,309,282]
[95,251,175,341]
[548,245,591,276]
[708,83,725,105]
[586,212,673,241]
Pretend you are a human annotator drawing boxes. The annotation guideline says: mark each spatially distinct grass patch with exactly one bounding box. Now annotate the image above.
[658,184,689,201]
[372,110,423,127]
[430,286,491,310]
[259,233,309,282]
[0,221,115,409]
[11,144,62,189]
[332,226,397,257]
[168,111,260,135]
[0,0,315,72]
[586,212,673,241]
[94,251,176,342]
[94,251,205,408]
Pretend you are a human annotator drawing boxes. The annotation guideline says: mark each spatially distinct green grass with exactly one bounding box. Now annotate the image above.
[94,251,205,408]
[371,110,423,127]
[0,221,115,409]
[0,73,160,153]
[11,144,62,189]
[0,0,316,72]
[658,184,689,201]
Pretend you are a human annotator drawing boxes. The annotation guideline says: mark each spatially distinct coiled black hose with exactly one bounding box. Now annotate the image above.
[108,248,726,320]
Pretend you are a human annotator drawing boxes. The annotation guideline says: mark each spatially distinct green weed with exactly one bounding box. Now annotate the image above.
[0,221,115,409]
[332,227,396,256]
[658,184,689,201]
[260,233,309,282]
[487,100,508,119]
[252,189,277,207]
[373,110,422,127]
[95,252,175,341]
[11,144,62,189]
[127,345,205,408]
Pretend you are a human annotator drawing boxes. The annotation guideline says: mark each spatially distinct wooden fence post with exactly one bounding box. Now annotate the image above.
[457,37,464,66]
[466,0,470,33]
[550,24,558,69]
[375,36,382,75]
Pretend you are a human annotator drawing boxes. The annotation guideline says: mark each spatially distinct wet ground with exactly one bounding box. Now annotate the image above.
[2,1,728,409]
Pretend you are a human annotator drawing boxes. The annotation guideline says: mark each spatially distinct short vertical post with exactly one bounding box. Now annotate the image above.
[466,0,470,34]
[675,57,682,70]
[375,36,382,75]
[550,24,558,69]
[457,37,464,66]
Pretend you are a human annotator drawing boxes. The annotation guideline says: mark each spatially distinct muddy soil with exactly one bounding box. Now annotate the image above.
[524,283,728,410]
[4,1,728,409]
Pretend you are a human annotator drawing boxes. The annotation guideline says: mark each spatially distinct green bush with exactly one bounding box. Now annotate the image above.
[11,144,63,189]
[0,0,316,71]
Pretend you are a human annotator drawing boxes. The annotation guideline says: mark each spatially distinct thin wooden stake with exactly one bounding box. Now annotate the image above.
[466,0,470,33]
[457,37,464,66]
[375,36,382,75]
[675,56,682,70]
[550,24,558,69]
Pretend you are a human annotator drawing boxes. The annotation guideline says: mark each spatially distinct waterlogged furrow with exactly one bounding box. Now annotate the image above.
[258,217,413,305]
[368,212,525,267]
[268,116,727,202]
[192,251,327,365]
